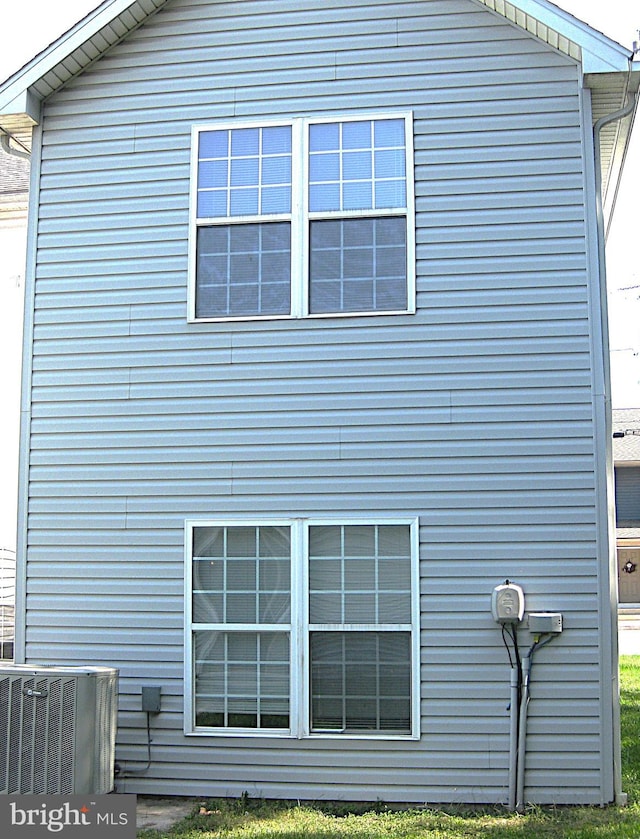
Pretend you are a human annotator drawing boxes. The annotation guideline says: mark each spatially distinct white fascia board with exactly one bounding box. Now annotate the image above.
[477,0,634,73]
[0,0,162,118]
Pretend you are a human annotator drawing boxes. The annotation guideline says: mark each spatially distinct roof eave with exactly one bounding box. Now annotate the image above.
[589,66,640,225]
[0,89,40,149]
[475,0,635,72]
[0,0,170,149]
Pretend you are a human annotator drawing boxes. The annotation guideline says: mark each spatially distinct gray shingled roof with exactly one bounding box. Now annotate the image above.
[0,153,29,196]
[613,409,640,463]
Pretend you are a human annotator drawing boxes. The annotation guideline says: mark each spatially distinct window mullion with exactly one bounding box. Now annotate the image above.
[223,633,230,727]
[256,634,262,728]
[225,128,231,216]
[404,112,416,315]
[290,519,307,737]
[410,517,421,738]
[302,520,311,737]
[291,119,306,318]
[341,633,347,731]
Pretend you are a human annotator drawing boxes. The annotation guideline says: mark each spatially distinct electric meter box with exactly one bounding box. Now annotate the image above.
[528,612,563,633]
[491,583,525,623]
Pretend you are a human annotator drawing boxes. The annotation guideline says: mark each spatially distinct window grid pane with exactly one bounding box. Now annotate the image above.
[192,525,291,625]
[196,222,291,318]
[309,217,407,316]
[308,118,406,213]
[307,523,413,735]
[195,631,290,729]
[310,631,411,733]
[309,524,412,624]
[197,126,292,219]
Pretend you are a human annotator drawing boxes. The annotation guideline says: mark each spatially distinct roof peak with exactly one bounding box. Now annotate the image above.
[0,0,637,213]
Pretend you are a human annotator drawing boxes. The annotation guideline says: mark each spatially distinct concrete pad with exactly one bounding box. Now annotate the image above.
[619,629,640,655]
[136,796,195,832]
[618,610,640,655]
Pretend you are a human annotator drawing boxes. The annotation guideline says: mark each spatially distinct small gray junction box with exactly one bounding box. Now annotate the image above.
[527,612,563,634]
[141,686,162,713]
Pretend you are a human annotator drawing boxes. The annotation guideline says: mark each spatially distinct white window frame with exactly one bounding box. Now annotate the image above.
[188,113,416,322]
[184,517,420,740]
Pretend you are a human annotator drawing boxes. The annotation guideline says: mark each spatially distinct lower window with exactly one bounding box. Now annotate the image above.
[186,519,419,738]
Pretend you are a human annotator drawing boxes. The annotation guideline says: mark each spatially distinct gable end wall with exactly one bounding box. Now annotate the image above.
[18,0,612,805]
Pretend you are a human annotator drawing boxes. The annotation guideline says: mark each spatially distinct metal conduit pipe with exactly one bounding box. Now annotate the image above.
[515,636,555,813]
[515,651,532,812]
[508,667,520,810]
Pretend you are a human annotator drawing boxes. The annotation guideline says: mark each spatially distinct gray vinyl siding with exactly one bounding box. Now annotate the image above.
[21,0,609,804]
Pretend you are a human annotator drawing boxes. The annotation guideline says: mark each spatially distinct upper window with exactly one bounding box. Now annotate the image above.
[185,519,420,738]
[189,114,415,321]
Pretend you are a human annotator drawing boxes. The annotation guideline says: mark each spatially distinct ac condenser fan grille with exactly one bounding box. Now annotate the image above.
[0,666,117,795]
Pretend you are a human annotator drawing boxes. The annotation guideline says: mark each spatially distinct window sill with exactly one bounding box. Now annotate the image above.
[188,308,415,324]
[186,728,420,741]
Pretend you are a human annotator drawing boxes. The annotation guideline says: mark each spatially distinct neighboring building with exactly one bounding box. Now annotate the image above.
[0,151,29,227]
[0,0,638,808]
[613,408,640,604]
[0,547,15,660]
[0,141,28,648]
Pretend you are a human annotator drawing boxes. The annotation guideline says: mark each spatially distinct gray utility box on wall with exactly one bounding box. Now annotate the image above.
[527,612,563,634]
[0,664,118,795]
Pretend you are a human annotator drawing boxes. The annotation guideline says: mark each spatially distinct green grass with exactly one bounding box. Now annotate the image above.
[138,657,640,839]
[620,655,640,799]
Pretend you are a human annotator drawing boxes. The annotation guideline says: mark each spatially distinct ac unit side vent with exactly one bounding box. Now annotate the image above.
[0,665,118,795]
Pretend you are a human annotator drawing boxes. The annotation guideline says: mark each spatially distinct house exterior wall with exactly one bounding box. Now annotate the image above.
[18,0,614,805]
[0,221,26,562]
[615,466,640,523]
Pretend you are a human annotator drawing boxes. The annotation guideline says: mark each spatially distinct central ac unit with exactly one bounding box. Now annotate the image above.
[0,664,118,795]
